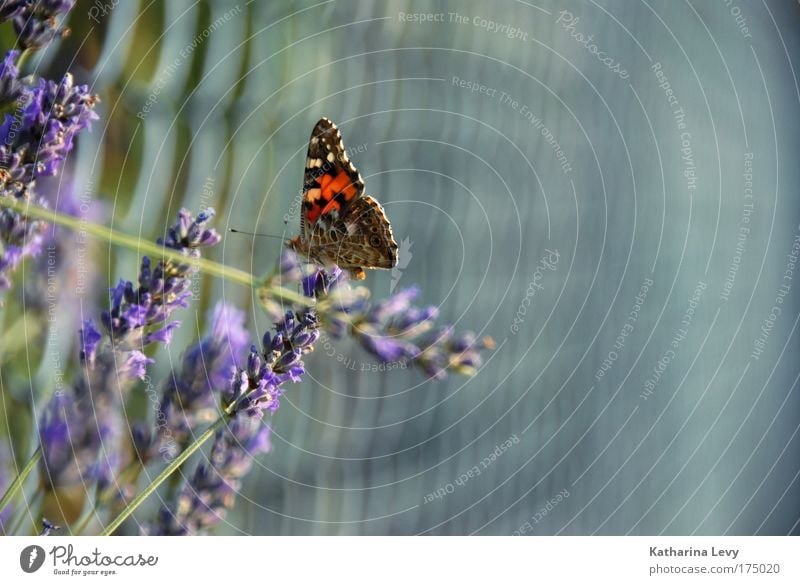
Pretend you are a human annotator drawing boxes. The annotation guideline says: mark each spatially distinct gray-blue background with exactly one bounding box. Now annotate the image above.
[55,0,800,534]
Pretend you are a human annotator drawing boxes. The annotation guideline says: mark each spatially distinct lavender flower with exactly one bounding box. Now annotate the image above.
[153,309,318,534]
[40,517,59,536]
[38,391,100,490]
[0,51,98,294]
[0,203,45,291]
[292,253,494,379]
[12,0,76,49]
[98,208,220,353]
[0,49,21,107]
[0,1,28,22]
[158,302,250,453]
[223,310,316,416]
[38,209,219,523]
[0,72,99,196]
[154,415,271,535]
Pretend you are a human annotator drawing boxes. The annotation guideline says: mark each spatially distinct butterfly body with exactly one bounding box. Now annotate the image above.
[288,118,397,280]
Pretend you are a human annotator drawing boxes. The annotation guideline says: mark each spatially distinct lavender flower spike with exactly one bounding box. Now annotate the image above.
[39,208,220,524]
[0,51,98,293]
[294,253,495,379]
[153,309,319,534]
[158,302,250,452]
[0,71,100,197]
[38,391,99,490]
[99,207,221,352]
[0,1,28,23]
[0,50,21,107]
[13,0,77,49]
[154,415,271,535]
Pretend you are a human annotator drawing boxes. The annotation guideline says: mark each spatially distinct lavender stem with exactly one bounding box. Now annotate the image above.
[0,446,40,521]
[100,416,225,536]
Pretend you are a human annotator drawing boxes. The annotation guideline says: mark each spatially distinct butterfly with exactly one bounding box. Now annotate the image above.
[287,118,398,280]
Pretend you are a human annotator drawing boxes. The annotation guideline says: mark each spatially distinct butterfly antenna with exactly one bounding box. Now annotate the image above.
[229,228,285,240]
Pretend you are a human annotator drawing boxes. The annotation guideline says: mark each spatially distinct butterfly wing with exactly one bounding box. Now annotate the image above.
[298,118,398,278]
[313,196,398,274]
[301,118,364,243]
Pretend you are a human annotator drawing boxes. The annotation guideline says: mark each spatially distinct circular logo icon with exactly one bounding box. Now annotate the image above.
[19,545,46,573]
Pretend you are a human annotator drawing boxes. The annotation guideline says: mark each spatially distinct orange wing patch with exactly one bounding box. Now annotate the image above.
[321,171,358,214]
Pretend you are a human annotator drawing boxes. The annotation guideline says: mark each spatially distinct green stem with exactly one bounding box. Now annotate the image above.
[8,490,41,535]
[100,416,227,536]
[0,446,41,520]
[15,48,32,70]
[0,195,311,306]
[71,505,95,536]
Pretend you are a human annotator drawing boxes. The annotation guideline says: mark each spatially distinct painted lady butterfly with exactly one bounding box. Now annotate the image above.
[287,118,398,280]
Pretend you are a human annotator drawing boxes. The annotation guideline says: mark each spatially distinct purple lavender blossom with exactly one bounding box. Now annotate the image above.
[99,208,220,352]
[158,302,250,453]
[0,1,28,22]
[38,209,220,522]
[223,310,316,416]
[39,517,59,536]
[153,309,318,534]
[292,253,494,378]
[38,391,100,490]
[0,49,98,294]
[12,0,76,49]
[154,415,271,535]
[0,72,99,196]
[0,50,21,107]
[0,204,45,291]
